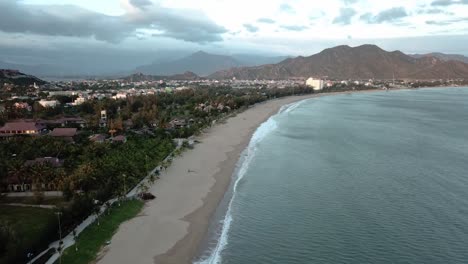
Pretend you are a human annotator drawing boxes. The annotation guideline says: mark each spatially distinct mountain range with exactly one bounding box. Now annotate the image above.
[3,45,468,80]
[209,45,468,80]
[134,51,289,76]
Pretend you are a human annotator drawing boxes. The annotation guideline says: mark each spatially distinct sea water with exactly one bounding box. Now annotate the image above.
[197,87,468,264]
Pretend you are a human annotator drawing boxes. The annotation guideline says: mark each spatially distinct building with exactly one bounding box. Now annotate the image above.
[73,96,87,106]
[306,78,324,91]
[0,121,45,136]
[112,93,127,100]
[38,99,60,108]
[49,128,78,142]
[14,102,32,111]
[100,110,107,128]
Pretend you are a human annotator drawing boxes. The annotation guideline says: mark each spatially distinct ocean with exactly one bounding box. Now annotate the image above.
[196,87,468,264]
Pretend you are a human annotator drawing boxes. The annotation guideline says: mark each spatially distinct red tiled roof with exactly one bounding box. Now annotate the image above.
[50,128,77,137]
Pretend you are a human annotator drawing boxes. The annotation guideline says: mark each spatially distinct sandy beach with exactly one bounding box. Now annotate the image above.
[96,92,370,264]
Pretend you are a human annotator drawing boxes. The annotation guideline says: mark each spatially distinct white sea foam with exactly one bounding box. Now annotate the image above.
[195,102,300,264]
[279,99,308,114]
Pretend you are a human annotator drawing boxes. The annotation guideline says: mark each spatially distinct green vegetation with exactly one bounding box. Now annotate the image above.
[59,199,144,264]
[0,205,57,264]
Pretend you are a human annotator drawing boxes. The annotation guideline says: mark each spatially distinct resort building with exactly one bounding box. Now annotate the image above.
[306,78,324,91]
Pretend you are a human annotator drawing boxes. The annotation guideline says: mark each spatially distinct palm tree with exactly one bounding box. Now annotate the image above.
[7,160,28,191]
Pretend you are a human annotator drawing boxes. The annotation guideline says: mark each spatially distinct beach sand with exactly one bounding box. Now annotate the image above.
[96,92,353,264]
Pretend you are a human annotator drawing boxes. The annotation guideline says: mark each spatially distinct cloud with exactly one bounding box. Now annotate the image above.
[426,17,468,25]
[280,25,308,31]
[417,8,452,14]
[333,8,357,25]
[0,0,226,44]
[243,24,259,33]
[361,7,409,24]
[280,3,295,13]
[129,0,153,9]
[431,0,468,6]
[342,0,359,4]
[257,18,276,24]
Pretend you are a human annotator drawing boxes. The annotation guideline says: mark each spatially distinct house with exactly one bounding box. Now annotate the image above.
[89,134,107,143]
[0,121,45,136]
[112,135,127,144]
[72,96,86,105]
[60,117,87,128]
[38,99,60,108]
[112,93,127,100]
[14,102,32,111]
[49,128,77,142]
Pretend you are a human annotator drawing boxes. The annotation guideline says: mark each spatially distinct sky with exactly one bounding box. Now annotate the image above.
[0,0,468,73]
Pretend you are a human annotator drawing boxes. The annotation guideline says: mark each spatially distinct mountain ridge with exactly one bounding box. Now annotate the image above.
[209,45,468,80]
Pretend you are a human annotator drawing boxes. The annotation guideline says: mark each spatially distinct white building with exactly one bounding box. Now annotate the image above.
[306,78,324,91]
[112,93,127,100]
[73,97,86,106]
[38,100,60,108]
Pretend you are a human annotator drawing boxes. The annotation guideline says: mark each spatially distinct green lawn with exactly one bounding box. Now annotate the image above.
[59,199,144,264]
[0,205,57,264]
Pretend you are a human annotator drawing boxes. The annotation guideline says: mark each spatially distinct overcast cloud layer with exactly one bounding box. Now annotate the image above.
[0,0,467,75]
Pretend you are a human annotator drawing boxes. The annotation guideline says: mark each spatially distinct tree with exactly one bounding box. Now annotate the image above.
[7,160,28,191]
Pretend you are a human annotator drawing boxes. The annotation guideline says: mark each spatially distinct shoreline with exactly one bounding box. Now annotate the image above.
[95,88,407,264]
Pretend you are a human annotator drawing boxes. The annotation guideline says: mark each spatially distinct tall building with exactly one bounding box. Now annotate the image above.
[100,110,107,128]
[306,78,324,91]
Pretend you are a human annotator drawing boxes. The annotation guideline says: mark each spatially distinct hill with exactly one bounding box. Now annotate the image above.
[411,52,468,64]
[209,45,468,80]
[122,71,201,82]
[0,69,47,86]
